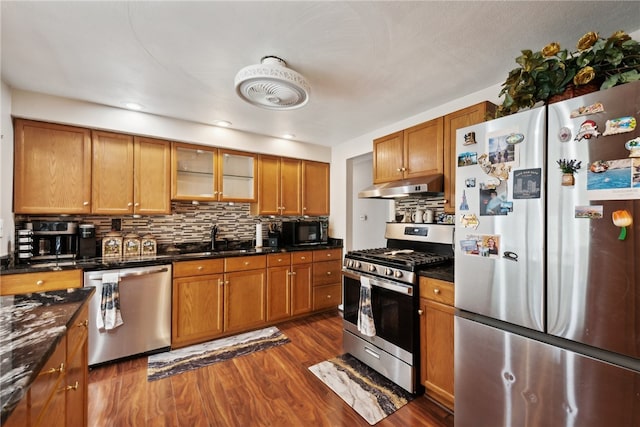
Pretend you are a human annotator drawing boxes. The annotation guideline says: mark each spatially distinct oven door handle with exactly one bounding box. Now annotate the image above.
[343,269,413,296]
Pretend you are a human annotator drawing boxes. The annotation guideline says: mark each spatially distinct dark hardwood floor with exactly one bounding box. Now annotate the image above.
[88,311,454,427]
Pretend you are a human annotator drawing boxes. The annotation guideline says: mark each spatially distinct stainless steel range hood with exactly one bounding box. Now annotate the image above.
[358,174,443,199]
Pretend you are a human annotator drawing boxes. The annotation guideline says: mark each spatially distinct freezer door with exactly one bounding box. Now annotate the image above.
[455,316,640,427]
[547,81,640,359]
[455,107,545,331]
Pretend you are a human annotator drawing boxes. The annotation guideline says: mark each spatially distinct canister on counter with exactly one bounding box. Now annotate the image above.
[123,233,141,258]
[141,234,157,256]
[102,231,123,259]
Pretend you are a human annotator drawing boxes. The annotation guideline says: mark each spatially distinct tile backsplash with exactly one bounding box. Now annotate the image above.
[394,196,447,222]
[15,201,325,246]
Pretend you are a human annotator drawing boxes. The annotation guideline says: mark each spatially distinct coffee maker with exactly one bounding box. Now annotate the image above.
[78,223,97,258]
[17,221,79,264]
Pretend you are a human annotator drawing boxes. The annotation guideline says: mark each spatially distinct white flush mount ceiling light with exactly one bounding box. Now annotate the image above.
[234,56,310,110]
[124,102,143,111]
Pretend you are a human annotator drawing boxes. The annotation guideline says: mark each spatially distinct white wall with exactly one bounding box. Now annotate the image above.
[331,83,503,247]
[10,89,331,162]
[1,81,14,257]
[347,153,391,252]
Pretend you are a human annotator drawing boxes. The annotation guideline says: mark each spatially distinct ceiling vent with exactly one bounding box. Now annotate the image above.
[234,56,310,110]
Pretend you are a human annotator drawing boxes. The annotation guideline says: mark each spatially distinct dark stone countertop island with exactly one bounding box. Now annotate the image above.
[0,287,95,423]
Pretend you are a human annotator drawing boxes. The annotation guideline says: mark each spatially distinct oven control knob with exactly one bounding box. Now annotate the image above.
[394,270,403,279]
[384,268,393,276]
[354,261,361,269]
[368,265,376,273]
[346,260,353,268]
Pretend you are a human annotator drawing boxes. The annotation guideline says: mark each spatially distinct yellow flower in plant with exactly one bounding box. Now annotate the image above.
[542,42,560,57]
[610,30,631,45]
[574,66,595,85]
[577,32,598,50]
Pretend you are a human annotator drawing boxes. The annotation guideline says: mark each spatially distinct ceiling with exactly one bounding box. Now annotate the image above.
[2,1,639,147]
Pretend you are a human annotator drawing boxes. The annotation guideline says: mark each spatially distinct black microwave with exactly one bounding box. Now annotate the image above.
[282,221,328,246]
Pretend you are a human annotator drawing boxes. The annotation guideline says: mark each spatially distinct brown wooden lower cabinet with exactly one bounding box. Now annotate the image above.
[419,276,455,411]
[224,268,267,333]
[290,260,313,315]
[5,304,89,427]
[172,259,225,348]
[172,248,341,349]
[0,270,83,296]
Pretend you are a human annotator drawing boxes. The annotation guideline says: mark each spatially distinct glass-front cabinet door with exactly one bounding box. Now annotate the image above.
[218,149,257,202]
[172,143,217,201]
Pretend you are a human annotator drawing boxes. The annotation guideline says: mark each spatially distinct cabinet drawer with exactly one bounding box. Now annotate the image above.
[67,303,89,359]
[225,255,266,272]
[313,284,342,310]
[173,258,224,277]
[31,336,66,423]
[1,270,82,296]
[312,248,342,262]
[291,251,313,265]
[267,253,291,267]
[419,277,454,306]
[312,260,342,286]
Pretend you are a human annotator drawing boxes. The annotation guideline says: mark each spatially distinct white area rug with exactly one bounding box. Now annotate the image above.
[148,326,289,381]
[309,354,414,425]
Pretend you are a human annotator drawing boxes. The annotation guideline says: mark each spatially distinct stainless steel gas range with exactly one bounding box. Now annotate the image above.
[342,223,454,393]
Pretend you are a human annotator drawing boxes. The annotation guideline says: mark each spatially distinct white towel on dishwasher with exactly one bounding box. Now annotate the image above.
[97,272,124,330]
[357,276,376,337]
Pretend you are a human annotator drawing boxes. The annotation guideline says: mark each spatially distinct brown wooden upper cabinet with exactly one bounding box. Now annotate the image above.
[255,155,301,216]
[13,119,92,214]
[92,132,171,215]
[172,142,217,201]
[442,101,496,213]
[373,117,444,184]
[171,144,257,203]
[218,149,257,203]
[254,156,330,216]
[302,160,330,216]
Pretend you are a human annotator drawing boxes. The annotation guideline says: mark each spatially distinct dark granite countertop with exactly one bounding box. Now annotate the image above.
[0,287,95,423]
[418,261,454,283]
[1,242,344,275]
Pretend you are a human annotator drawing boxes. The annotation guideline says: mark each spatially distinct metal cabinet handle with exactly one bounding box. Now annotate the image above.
[326,294,332,299]
[77,319,88,328]
[88,267,168,281]
[63,381,79,392]
[418,309,424,316]
[300,256,306,260]
[434,288,441,294]
[127,202,133,207]
[36,280,44,286]
[134,202,140,207]
[197,266,204,270]
[41,362,65,376]
[244,261,250,266]
[83,201,89,206]
[326,271,332,275]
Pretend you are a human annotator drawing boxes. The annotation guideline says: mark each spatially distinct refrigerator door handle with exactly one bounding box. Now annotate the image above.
[502,251,518,261]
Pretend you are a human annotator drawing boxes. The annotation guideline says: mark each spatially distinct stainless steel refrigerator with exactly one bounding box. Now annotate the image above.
[454,81,640,426]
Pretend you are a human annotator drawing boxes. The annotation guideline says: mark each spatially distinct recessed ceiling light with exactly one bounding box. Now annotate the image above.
[213,120,232,127]
[124,102,143,111]
[282,133,295,139]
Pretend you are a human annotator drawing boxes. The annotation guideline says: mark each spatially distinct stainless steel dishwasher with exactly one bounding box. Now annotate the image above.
[83,264,172,366]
